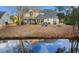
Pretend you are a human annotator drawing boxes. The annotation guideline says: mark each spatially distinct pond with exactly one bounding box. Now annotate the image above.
[0,39,77,53]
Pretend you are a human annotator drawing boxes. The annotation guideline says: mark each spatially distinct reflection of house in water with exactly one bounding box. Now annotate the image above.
[23,9,59,24]
[0,11,12,26]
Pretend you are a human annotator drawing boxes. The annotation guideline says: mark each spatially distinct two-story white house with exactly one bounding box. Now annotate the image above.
[23,9,59,25]
[0,11,12,26]
[36,14,59,24]
[43,14,59,24]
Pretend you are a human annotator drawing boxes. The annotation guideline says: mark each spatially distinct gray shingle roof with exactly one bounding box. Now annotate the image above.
[0,11,5,18]
[36,14,58,19]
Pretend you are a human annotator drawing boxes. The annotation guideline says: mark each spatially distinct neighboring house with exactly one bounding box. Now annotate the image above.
[41,9,59,24]
[0,11,12,26]
[43,14,59,24]
[36,14,59,24]
[23,9,44,24]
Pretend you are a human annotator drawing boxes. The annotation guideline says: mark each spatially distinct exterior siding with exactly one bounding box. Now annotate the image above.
[0,13,12,26]
[0,19,4,26]
[44,18,59,24]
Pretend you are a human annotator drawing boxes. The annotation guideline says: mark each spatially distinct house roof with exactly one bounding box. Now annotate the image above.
[0,11,6,18]
[44,14,58,18]
[41,9,57,14]
[36,14,45,19]
[23,8,58,19]
[36,14,58,19]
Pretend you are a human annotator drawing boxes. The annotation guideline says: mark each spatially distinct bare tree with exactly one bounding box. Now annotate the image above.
[16,6,29,52]
[16,6,29,25]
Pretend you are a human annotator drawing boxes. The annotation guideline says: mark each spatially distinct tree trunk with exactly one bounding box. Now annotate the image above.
[73,25,75,34]
[78,25,79,34]
[75,40,78,53]
[71,40,74,53]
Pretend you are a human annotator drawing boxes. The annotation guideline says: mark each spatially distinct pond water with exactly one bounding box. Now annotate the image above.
[0,39,75,53]
[29,39,71,53]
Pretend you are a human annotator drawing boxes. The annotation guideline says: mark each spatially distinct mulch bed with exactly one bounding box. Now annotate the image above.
[0,25,78,40]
